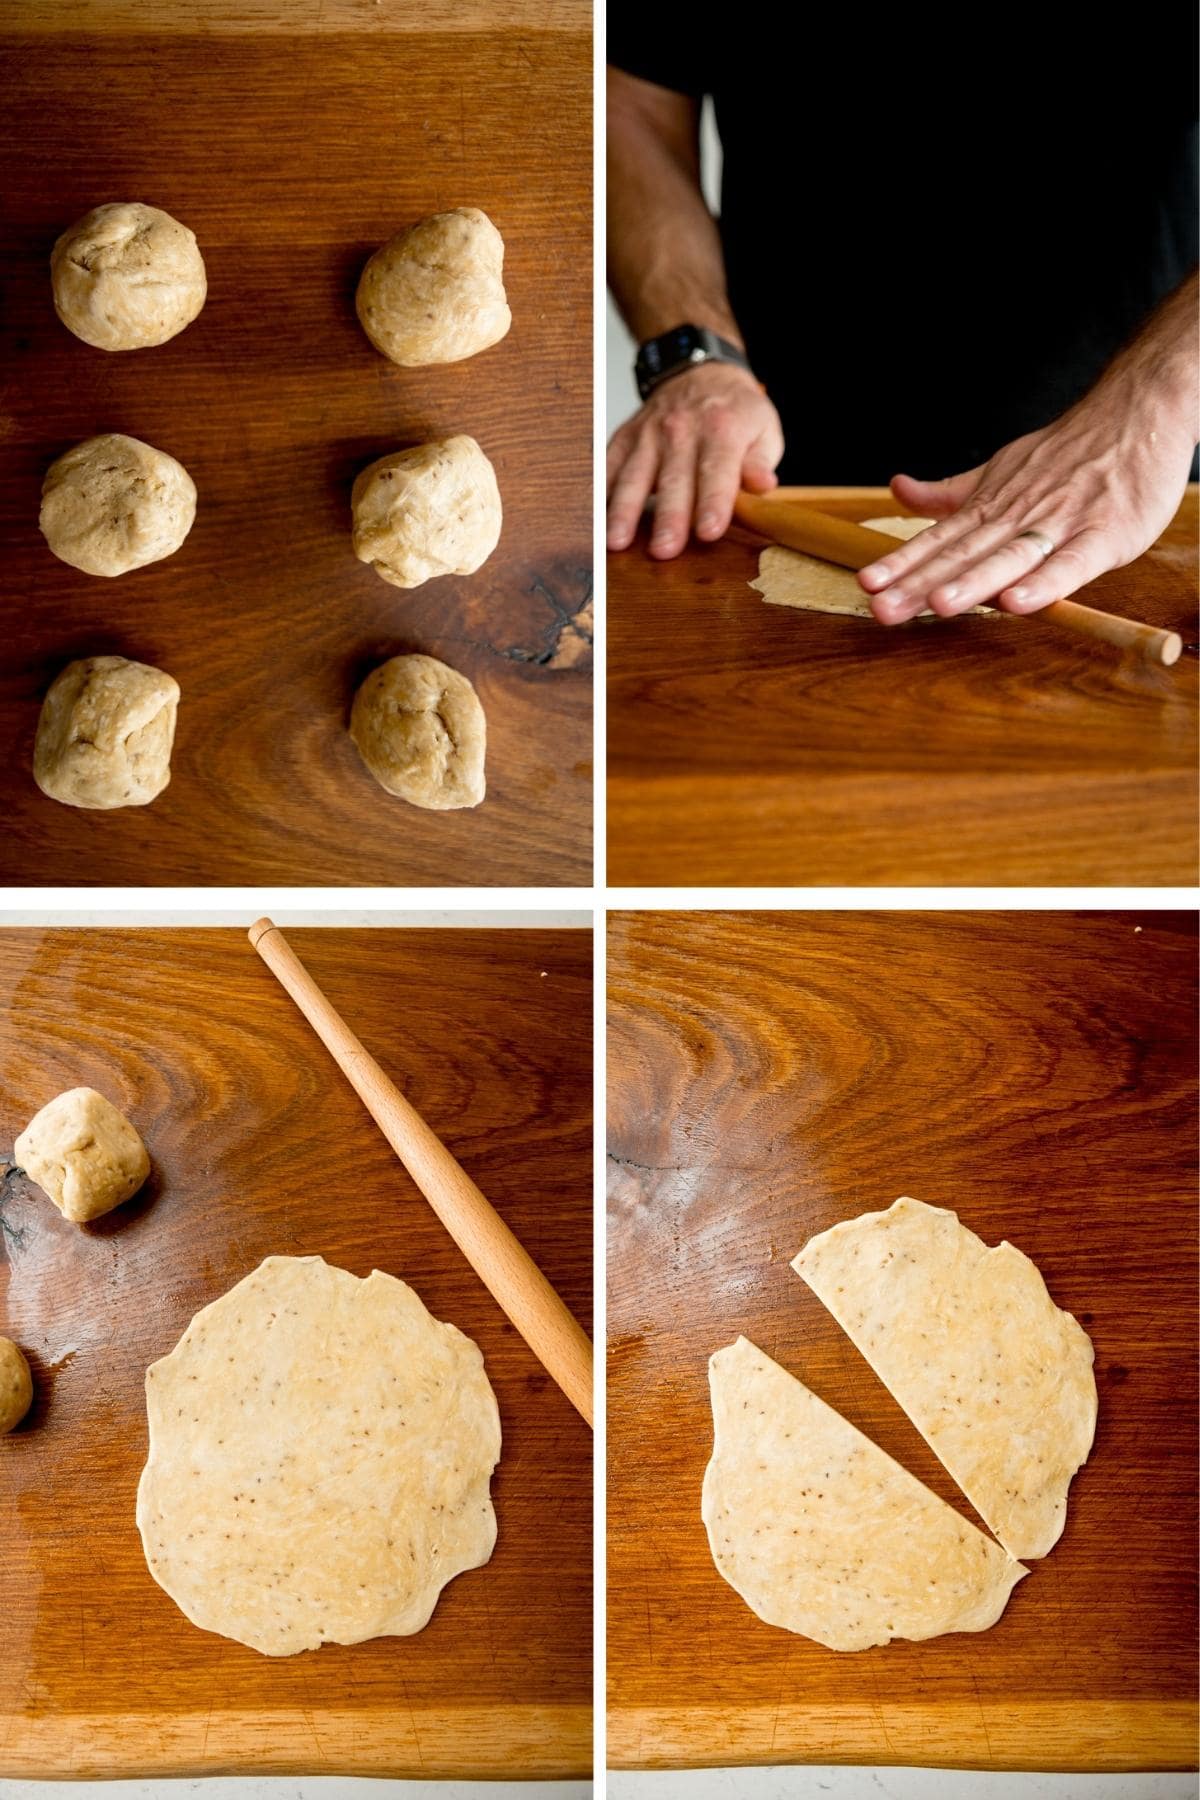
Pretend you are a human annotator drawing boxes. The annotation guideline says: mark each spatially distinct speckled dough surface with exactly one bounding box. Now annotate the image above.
[751,517,1006,620]
[702,1337,1026,1651]
[137,1255,501,1656]
[351,435,502,589]
[51,201,207,351]
[356,207,511,366]
[792,1197,1097,1560]
[350,653,486,810]
[15,1086,150,1224]
[39,433,196,577]
[33,655,179,809]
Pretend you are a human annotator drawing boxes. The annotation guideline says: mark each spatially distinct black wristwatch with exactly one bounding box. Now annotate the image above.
[635,323,753,400]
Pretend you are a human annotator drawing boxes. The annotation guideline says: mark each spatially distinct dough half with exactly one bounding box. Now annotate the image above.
[751,516,1004,621]
[792,1197,1097,1559]
[137,1255,500,1655]
[702,1336,1027,1651]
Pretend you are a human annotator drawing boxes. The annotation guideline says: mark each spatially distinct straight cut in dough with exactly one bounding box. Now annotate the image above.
[751,517,1005,621]
[703,1338,1026,1651]
[137,1256,501,1656]
[792,1197,1097,1560]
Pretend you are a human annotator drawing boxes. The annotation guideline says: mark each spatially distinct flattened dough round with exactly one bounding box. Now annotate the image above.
[137,1255,501,1656]
[703,1338,1026,1651]
[40,434,196,577]
[34,655,180,810]
[51,202,207,351]
[356,207,511,366]
[350,653,486,810]
[351,435,502,589]
[751,517,1006,621]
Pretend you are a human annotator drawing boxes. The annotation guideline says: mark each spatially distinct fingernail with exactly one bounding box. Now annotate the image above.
[865,563,890,584]
[940,584,959,603]
[698,512,719,533]
[1007,586,1028,603]
[885,587,906,607]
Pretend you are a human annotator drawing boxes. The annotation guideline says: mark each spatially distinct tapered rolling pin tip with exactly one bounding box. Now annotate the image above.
[248,917,278,949]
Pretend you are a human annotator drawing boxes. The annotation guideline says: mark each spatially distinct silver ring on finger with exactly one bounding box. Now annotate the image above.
[1016,528,1055,561]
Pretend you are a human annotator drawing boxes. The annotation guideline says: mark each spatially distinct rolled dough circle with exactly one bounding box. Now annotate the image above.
[0,1338,33,1435]
[350,653,487,811]
[136,1255,501,1655]
[51,202,207,351]
[355,207,511,366]
[40,434,196,577]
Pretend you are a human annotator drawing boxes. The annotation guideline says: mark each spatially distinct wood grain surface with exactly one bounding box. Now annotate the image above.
[0,926,592,1779]
[0,18,591,886]
[607,910,1198,1771]
[607,490,1199,887]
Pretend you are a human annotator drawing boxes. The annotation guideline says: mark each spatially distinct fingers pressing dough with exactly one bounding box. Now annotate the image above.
[356,207,511,367]
[51,202,207,351]
[15,1086,150,1224]
[34,655,180,810]
[351,435,502,590]
[0,1340,33,1435]
[351,653,486,811]
[40,434,196,577]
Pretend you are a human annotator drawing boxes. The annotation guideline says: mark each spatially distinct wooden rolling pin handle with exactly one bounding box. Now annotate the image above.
[249,919,594,1427]
[734,490,1182,666]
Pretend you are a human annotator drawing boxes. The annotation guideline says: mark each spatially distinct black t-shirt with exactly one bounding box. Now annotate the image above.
[610,13,1199,482]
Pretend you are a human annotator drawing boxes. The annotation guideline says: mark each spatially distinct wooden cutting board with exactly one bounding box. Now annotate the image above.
[607,910,1197,1771]
[0,925,592,1779]
[608,488,1199,886]
[0,0,590,886]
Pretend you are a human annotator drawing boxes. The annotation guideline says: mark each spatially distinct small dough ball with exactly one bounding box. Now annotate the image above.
[51,201,207,351]
[0,1340,33,1436]
[356,207,510,366]
[34,655,180,811]
[40,434,196,577]
[350,654,486,811]
[15,1087,150,1224]
[351,435,502,590]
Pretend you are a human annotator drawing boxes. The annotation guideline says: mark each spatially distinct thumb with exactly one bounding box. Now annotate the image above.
[890,466,983,518]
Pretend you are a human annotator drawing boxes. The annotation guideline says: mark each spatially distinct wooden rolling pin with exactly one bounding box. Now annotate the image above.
[249,919,593,1426]
[735,491,1183,667]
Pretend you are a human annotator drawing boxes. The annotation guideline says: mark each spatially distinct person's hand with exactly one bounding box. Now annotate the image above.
[857,384,1196,623]
[606,362,785,558]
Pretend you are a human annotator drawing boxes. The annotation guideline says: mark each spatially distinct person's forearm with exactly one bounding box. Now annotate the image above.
[607,67,741,346]
[1090,268,1199,443]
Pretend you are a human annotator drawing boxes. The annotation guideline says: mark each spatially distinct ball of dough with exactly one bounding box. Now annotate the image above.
[51,201,207,351]
[355,207,510,366]
[0,1339,33,1436]
[350,654,486,811]
[40,434,196,577]
[34,655,180,810]
[15,1087,150,1225]
[351,436,502,590]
